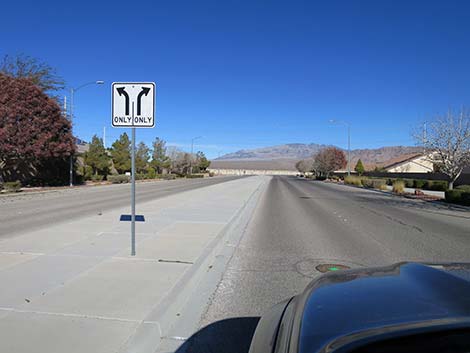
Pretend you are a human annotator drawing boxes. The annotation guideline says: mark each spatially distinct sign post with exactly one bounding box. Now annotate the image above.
[112,82,155,256]
[131,126,136,255]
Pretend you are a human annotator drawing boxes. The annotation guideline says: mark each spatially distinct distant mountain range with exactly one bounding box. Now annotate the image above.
[212,143,423,171]
[216,143,330,160]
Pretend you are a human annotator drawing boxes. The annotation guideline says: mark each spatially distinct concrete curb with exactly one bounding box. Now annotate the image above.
[118,177,269,353]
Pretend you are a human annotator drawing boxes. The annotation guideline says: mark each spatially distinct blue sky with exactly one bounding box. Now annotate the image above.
[2,0,470,158]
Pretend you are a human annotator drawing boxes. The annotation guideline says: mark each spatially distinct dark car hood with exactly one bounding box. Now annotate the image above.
[297,262,470,353]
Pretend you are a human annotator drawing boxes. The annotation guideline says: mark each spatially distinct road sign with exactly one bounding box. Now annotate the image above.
[112,81,156,256]
[112,82,155,127]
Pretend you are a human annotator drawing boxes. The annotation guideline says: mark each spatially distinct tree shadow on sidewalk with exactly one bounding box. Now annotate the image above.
[175,317,260,353]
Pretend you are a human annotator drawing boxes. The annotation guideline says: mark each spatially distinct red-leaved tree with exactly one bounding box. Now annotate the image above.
[314,147,347,178]
[0,73,75,183]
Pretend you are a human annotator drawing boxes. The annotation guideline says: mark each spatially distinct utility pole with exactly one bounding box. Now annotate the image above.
[103,126,106,149]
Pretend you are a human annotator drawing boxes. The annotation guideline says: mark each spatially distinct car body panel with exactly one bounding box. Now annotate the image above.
[249,262,470,353]
[248,298,291,353]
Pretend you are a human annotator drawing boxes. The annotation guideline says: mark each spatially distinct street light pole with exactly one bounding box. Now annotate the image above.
[69,87,75,186]
[68,81,104,186]
[347,123,351,176]
[329,119,351,176]
[189,136,202,175]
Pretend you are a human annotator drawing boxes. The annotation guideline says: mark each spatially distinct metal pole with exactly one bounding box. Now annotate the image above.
[69,88,74,187]
[131,103,136,256]
[423,122,427,154]
[190,139,194,175]
[347,124,351,176]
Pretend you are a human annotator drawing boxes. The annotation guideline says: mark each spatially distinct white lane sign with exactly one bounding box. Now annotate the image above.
[112,82,155,128]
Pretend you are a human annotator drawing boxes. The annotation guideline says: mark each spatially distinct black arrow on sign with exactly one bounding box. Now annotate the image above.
[136,87,151,116]
[116,87,130,115]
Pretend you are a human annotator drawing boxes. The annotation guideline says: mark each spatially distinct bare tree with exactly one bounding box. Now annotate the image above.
[314,147,347,178]
[414,110,470,189]
[167,147,191,175]
[295,159,313,174]
[0,54,65,92]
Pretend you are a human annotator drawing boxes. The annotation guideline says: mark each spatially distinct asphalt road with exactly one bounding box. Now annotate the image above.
[202,175,470,324]
[0,176,242,238]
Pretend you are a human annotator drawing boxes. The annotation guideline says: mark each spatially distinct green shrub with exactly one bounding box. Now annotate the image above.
[4,181,22,192]
[392,180,405,194]
[403,179,414,188]
[91,174,104,182]
[186,174,204,179]
[83,165,94,180]
[445,189,463,203]
[209,172,215,177]
[330,175,340,181]
[107,174,130,184]
[456,185,470,192]
[155,173,177,179]
[413,179,427,189]
[426,180,448,191]
[462,193,470,206]
[146,167,156,179]
[445,189,470,206]
[135,173,147,180]
[344,176,363,186]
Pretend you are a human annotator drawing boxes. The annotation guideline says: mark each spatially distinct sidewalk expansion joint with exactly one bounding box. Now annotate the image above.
[0,251,45,256]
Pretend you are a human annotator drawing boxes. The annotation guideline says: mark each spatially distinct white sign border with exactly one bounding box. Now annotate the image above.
[112,82,156,128]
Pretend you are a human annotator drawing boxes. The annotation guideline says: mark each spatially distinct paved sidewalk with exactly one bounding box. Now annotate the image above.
[0,176,266,353]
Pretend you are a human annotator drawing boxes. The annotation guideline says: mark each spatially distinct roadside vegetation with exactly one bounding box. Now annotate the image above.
[392,180,405,194]
[413,109,470,190]
[338,175,470,206]
[343,175,448,191]
[445,185,470,206]
[0,54,212,190]
[296,147,347,179]
[295,111,469,206]
[78,133,211,184]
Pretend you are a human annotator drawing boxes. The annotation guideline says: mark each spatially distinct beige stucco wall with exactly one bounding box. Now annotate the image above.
[386,155,434,173]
